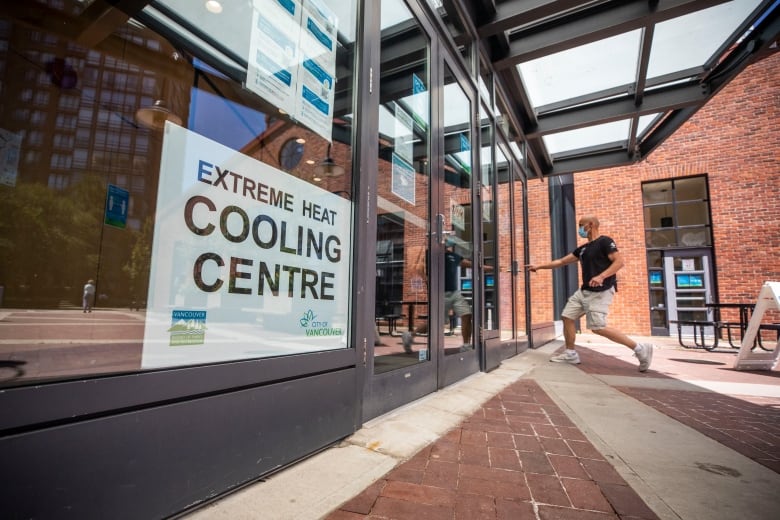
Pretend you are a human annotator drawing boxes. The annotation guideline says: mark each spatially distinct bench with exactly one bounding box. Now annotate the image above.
[669,320,722,351]
[670,320,779,351]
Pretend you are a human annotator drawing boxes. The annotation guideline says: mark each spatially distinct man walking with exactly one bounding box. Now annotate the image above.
[526,216,654,372]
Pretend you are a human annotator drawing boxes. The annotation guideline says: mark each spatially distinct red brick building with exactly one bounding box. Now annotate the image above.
[527,51,780,336]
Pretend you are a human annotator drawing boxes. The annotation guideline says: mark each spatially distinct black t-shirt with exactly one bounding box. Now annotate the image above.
[572,235,618,292]
[444,250,462,292]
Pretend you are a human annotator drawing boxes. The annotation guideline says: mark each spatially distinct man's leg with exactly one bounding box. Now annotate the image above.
[551,317,581,364]
[550,291,586,364]
[592,325,654,372]
[562,316,577,349]
[461,313,472,345]
[591,326,636,349]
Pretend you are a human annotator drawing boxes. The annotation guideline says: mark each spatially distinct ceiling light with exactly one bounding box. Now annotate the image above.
[313,143,345,177]
[205,1,223,14]
[135,100,182,130]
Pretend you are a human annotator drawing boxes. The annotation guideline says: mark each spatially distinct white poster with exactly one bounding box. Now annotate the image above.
[394,104,413,165]
[246,0,338,143]
[142,123,352,368]
[294,0,338,142]
[247,0,302,116]
[391,153,415,206]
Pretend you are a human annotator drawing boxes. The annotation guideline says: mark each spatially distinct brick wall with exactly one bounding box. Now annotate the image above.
[527,177,554,323]
[569,52,780,334]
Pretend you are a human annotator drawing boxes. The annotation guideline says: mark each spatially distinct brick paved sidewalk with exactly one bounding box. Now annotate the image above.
[326,379,658,520]
[569,339,780,475]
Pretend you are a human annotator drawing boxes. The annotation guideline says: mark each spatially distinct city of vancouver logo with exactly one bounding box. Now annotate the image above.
[299,309,342,337]
[168,310,207,346]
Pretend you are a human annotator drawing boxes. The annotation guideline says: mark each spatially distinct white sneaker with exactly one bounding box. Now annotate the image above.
[635,343,654,372]
[401,331,414,353]
[549,350,580,364]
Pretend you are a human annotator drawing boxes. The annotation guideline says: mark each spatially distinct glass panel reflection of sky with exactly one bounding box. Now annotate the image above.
[648,0,762,79]
[517,31,641,108]
[156,0,358,57]
[637,113,662,138]
[189,87,268,151]
[543,119,630,155]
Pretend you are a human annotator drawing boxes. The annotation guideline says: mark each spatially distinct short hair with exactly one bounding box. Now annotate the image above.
[579,216,599,228]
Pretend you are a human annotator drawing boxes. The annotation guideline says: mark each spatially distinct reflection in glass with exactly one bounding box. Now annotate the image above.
[442,63,474,356]
[0,0,356,386]
[373,0,430,374]
[480,104,498,334]
[496,146,513,342]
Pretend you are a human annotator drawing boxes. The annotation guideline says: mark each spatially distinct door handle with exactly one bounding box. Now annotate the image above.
[430,214,453,245]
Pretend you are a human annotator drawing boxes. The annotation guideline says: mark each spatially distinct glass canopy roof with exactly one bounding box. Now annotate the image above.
[481,0,779,177]
[152,0,777,178]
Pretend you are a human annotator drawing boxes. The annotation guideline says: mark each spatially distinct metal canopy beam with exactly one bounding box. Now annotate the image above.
[547,150,635,176]
[479,0,584,39]
[528,82,709,137]
[492,0,730,70]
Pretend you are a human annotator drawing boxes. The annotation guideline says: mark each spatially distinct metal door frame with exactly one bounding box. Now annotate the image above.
[435,44,481,388]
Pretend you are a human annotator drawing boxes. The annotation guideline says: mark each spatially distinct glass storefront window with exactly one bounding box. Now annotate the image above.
[0,0,357,386]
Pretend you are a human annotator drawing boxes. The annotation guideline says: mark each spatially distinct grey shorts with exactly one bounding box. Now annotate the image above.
[561,287,615,330]
[444,291,471,318]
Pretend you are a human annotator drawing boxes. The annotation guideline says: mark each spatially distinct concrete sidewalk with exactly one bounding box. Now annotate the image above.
[186,336,780,520]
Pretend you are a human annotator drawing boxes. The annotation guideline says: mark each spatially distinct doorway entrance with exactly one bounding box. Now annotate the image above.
[663,249,715,336]
[364,0,478,420]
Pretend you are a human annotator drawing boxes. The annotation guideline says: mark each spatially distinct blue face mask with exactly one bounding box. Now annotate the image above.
[578,226,588,239]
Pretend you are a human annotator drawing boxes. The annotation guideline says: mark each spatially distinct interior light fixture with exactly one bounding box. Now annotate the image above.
[135,100,182,130]
[295,137,306,144]
[313,143,345,177]
[205,1,223,14]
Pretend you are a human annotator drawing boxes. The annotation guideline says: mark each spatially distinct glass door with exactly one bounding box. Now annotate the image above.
[438,57,479,387]
[479,102,501,371]
[496,142,528,359]
[366,0,437,419]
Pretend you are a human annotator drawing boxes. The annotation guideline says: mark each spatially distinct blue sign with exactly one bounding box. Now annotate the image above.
[391,153,415,205]
[104,184,129,229]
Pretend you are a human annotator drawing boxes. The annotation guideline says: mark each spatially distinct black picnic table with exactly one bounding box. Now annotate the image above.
[670,302,778,351]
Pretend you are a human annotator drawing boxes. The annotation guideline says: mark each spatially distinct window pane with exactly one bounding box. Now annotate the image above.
[374,0,431,373]
[518,31,641,108]
[675,176,707,201]
[0,0,357,386]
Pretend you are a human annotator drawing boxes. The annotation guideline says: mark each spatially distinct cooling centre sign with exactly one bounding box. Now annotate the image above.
[141,123,351,368]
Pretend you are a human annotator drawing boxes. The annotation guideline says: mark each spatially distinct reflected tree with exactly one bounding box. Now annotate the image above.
[123,217,153,309]
[0,175,132,307]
